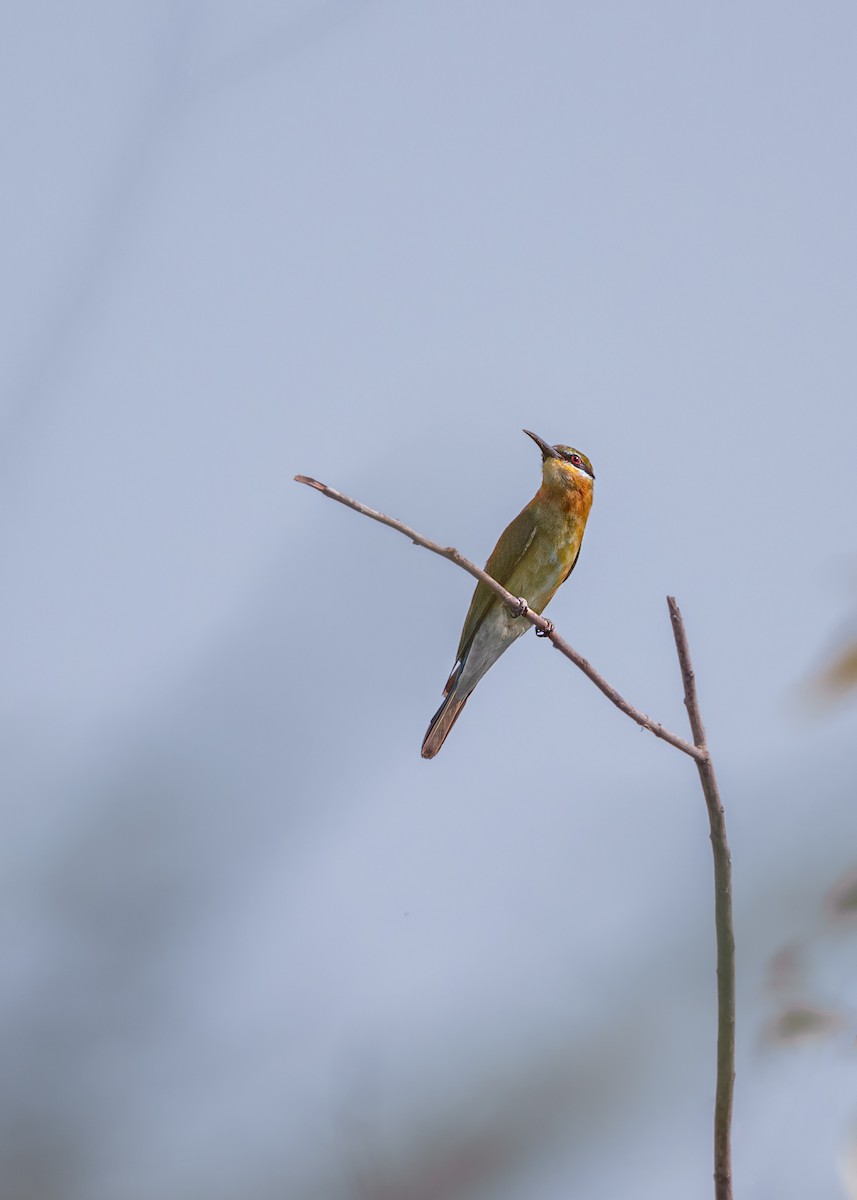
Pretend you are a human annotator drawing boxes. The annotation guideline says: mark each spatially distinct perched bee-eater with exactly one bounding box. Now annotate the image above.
[421,429,595,759]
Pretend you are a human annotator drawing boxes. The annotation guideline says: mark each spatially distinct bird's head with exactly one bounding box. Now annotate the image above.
[523,429,595,486]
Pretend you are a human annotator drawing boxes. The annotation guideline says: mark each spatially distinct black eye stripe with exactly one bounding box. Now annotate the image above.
[555,446,592,476]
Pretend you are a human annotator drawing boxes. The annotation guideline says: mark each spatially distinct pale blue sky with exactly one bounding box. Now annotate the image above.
[2,3,857,1197]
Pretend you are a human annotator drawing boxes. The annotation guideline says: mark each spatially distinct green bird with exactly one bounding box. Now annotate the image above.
[421,429,595,759]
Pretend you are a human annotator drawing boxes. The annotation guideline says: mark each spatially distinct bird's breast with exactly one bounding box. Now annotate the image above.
[525,490,591,610]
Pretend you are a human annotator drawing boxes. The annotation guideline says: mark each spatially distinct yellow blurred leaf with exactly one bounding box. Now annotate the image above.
[765,1005,841,1045]
[815,641,857,698]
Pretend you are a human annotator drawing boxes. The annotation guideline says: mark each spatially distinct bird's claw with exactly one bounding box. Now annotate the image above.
[535,620,554,638]
[512,597,529,618]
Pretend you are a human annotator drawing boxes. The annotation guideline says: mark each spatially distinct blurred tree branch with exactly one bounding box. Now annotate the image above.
[295,472,735,1200]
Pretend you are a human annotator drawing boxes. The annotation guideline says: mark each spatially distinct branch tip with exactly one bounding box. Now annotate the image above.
[295,474,323,490]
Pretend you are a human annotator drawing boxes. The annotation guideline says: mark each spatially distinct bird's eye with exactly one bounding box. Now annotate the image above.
[571,454,582,466]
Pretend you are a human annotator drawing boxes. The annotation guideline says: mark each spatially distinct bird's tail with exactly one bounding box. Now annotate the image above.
[421,691,469,759]
[421,662,470,759]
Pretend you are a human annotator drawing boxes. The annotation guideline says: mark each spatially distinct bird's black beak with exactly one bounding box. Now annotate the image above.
[523,429,561,461]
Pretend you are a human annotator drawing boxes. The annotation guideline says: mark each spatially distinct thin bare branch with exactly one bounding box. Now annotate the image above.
[296,474,736,1200]
[295,475,703,760]
[668,597,735,1200]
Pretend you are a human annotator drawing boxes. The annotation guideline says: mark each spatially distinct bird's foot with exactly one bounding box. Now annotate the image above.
[535,620,554,638]
[512,597,529,618]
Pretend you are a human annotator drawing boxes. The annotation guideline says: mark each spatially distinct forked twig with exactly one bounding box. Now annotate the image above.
[295,473,735,1200]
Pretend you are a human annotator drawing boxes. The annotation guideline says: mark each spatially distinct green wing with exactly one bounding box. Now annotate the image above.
[455,503,539,661]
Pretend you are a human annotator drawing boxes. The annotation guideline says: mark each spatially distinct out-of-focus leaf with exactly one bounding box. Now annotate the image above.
[765,942,804,993]
[828,868,857,920]
[764,1005,841,1045]
[814,641,857,699]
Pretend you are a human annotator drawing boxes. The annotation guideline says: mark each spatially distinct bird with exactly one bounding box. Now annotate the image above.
[421,429,595,759]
